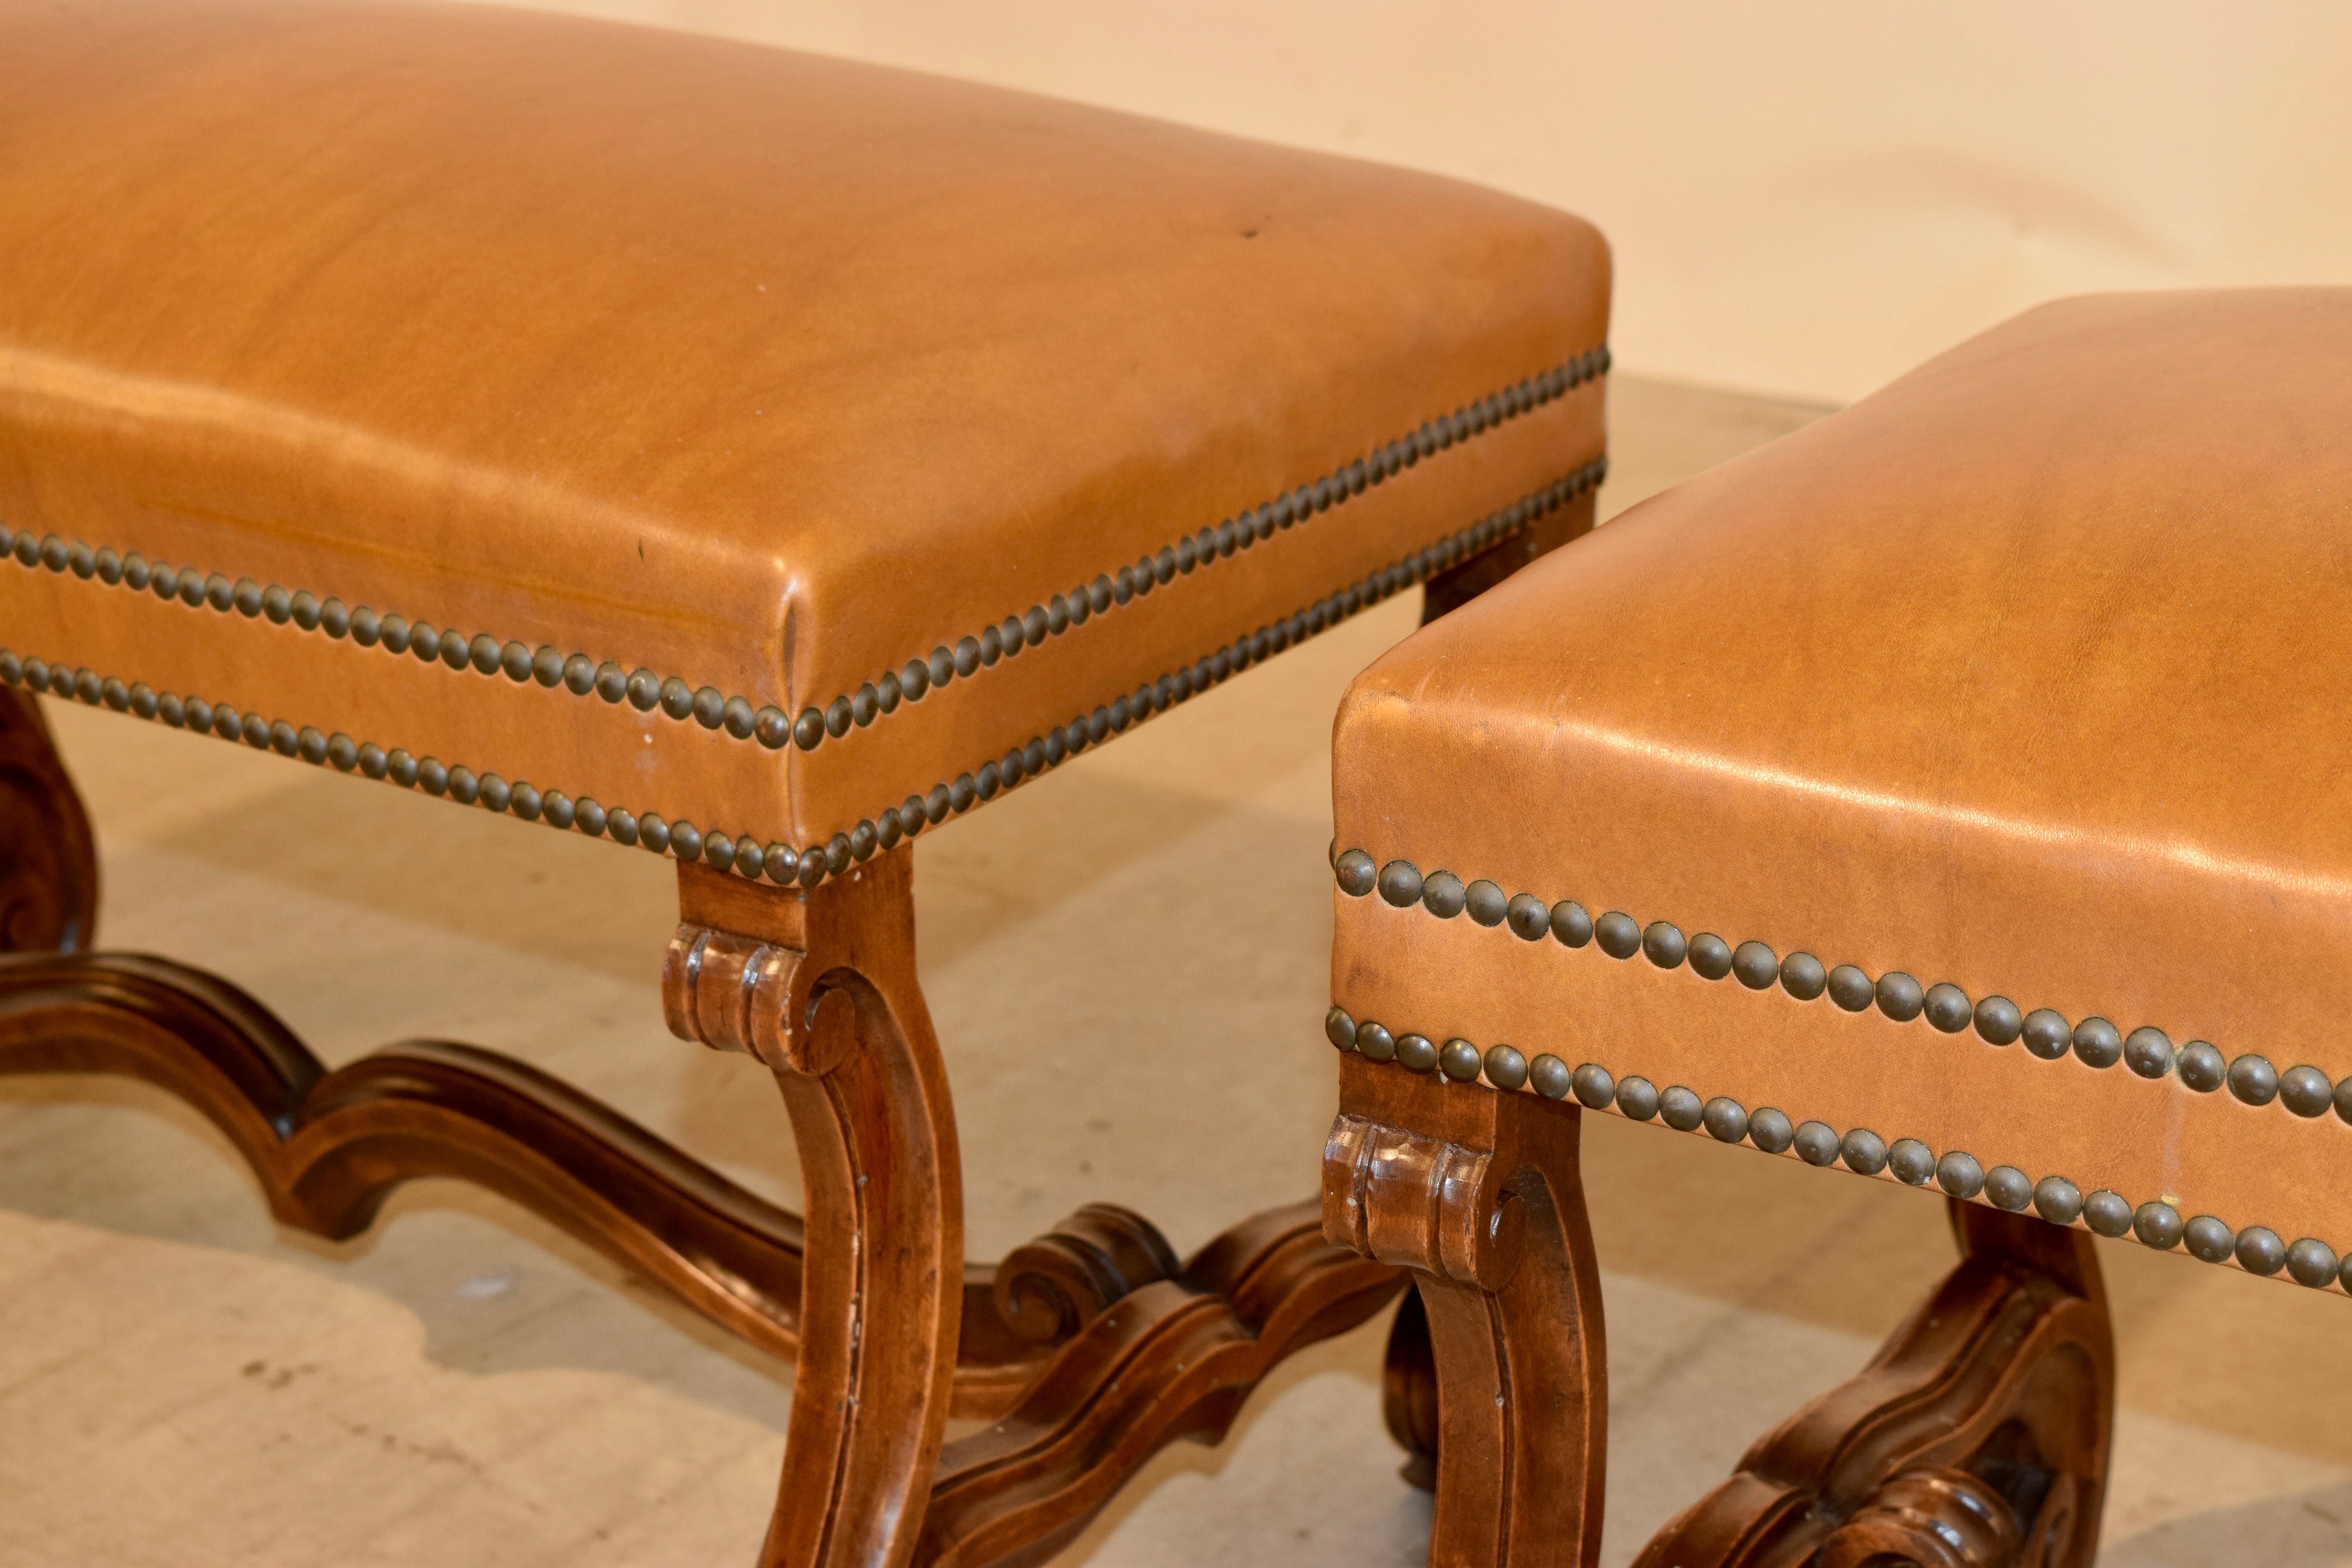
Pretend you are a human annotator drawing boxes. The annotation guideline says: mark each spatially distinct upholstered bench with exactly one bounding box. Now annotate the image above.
[1321,290,2345,1568]
[0,2,1610,1562]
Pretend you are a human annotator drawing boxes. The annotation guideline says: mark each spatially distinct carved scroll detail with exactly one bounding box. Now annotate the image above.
[0,944,1266,1429]
[2,849,1406,1568]
[661,918,858,1077]
[993,1203,1182,1343]
[919,1201,1403,1568]
[662,925,808,1068]
[1815,1466,2024,1568]
[0,690,98,954]
[1635,1202,2113,1568]
[1326,1056,1608,1568]
[1323,1111,1524,1289]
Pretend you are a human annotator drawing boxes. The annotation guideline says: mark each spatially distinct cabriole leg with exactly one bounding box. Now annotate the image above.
[668,851,962,1568]
[1323,1054,1607,1568]
[0,690,98,953]
[1422,488,1596,623]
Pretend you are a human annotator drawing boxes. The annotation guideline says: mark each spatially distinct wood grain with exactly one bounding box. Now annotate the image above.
[919,1200,1404,1568]
[1326,1055,1608,1568]
[1383,1281,1440,1491]
[0,706,1405,1567]
[698,853,962,1568]
[1421,488,1594,623]
[1326,1054,2114,1568]
[1635,1201,2114,1568]
[0,946,1070,1405]
[0,691,96,953]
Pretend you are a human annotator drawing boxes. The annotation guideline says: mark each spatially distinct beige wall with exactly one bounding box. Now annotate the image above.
[495,0,2352,403]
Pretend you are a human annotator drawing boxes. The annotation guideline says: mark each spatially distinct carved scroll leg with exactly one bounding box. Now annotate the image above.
[1325,1054,1606,1568]
[670,855,962,1568]
[0,689,99,953]
[1637,1197,2113,1568]
[1384,1283,1441,1490]
[1423,487,1596,623]
[767,980,961,1568]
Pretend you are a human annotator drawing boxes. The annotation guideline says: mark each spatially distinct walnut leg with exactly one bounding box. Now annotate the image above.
[669,852,962,1568]
[918,1200,1403,1568]
[1384,1281,1441,1490]
[0,689,98,952]
[3,830,1399,1567]
[1324,1054,1607,1568]
[1637,1200,2113,1568]
[1422,488,1595,623]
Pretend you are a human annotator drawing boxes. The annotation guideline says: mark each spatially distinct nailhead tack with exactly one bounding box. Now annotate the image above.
[1889,1138,1935,1185]
[1341,1018,2352,1296]
[1331,849,2352,1159]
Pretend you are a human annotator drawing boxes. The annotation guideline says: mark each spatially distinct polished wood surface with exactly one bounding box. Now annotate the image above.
[0,694,1403,1565]
[0,936,1395,1564]
[0,942,1091,1410]
[921,1201,1403,1568]
[1327,1054,1608,1568]
[1421,488,1594,624]
[1639,1201,2112,1568]
[993,1201,1183,1344]
[664,850,958,1568]
[1325,1057,2116,1568]
[0,689,96,953]
[1383,1282,1441,1491]
[0,950,811,1349]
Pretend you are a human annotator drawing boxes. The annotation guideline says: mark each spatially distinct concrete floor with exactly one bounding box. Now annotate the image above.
[7,376,2351,1565]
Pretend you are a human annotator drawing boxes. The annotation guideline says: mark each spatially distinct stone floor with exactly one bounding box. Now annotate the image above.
[7,376,2352,1565]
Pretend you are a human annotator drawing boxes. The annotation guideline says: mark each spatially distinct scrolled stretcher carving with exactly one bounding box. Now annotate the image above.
[1635,1203,2112,1568]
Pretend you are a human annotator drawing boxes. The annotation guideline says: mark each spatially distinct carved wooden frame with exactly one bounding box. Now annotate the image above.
[1326,1046,2116,1568]
[0,680,1414,1568]
[0,510,1604,1566]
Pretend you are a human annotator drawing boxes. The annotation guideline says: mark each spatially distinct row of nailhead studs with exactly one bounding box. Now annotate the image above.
[809,463,1601,879]
[788,348,1611,757]
[0,635,1146,893]
[0,347,1609,762]
[0,647,841,873]
[0,523,811,746]
[1,637,1171,888]
[0,468,1601,889]
[1332,851,2352,1129]
[1322,1005,2352,1292]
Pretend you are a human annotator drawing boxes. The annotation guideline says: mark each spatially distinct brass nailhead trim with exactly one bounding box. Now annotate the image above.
[1333,849,2352,1130]
[789,347,1611,757]
[0,345,1609,759]
[0,647,803,871]
[0,465,1601,891]
[1323,1005,2352,1293]
[833,462,1602,874]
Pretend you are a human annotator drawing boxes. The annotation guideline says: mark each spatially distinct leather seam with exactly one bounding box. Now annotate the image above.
[0,343,1608,755]
[0,457,1598,891]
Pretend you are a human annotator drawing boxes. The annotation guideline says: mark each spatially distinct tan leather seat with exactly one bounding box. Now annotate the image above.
[0,0,1608,882]
[1327,289,2352,1291]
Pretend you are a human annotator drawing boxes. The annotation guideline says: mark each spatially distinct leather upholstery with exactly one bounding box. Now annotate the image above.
[0,0,1608,863]
[1332,290,2352,1274]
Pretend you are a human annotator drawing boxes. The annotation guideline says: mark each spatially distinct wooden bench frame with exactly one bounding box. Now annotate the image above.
[0,502,1600,1567]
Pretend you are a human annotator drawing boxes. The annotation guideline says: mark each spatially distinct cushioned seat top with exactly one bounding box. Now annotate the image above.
[0,0,1609,879]
[1328,290,2352,1288]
